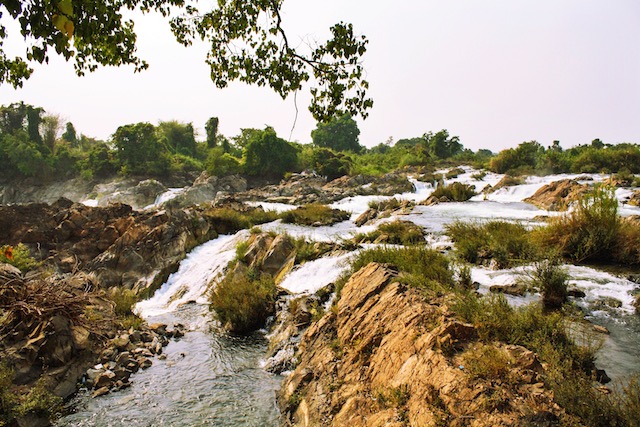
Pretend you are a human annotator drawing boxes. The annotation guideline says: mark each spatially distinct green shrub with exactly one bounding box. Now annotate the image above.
[445,167,465,179]
[431,182,476,202]
[0,243,39,272]
[0,365,62,425]
[355,220,425,245]
[525,260,568,310]
[533,186,619,263]
[335,246,453,297]
[461,344,512,380]
[445,221,540,268]
[107,288,138,317]
[204,207,279,234]
[280,204,350,226]
[210,272,277,334]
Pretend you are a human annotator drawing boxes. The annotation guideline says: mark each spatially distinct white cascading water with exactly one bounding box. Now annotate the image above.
[135,230,250,318]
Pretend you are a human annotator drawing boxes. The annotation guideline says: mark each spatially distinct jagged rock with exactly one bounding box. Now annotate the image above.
[634,295,640,314]
[490,283,528,297]
[280,263,564,426]
[592,296,623,310]
[163,173,246,209]
[94,370,116,389]
[262,235,295,276]
[628,191,640,207]
[567,287,586,298]
[486,175,526,193]
[92,386,111,398]
[524,179,588,211]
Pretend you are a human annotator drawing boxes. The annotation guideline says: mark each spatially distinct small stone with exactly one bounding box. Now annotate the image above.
[139,358,152,369]
[149,323,168,335]
[592,325,610,334]
[567,287,586,298]
[94,370,116,389]
[92,387,110,398]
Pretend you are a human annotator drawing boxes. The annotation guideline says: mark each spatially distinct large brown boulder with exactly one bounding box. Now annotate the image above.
[280,263,564,426]
[524,179,588,211]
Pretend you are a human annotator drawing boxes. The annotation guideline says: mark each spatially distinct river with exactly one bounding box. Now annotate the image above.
[57,167,640,425]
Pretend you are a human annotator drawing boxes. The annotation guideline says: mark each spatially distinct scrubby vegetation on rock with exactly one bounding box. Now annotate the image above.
[446,220,540,268]
[280,204,350,226]
[210,271,277,334]
[353,220,425,245]
[422,181,476,205]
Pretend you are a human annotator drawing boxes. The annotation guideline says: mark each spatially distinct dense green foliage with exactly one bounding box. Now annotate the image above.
[0,244,39,272]
[311,114,362,153]
[354,220,426,245]
[489,139,640,176]
[0,1,371,121]
[1,364,62,425]
[242,127,299,178]
[532,185,640,265]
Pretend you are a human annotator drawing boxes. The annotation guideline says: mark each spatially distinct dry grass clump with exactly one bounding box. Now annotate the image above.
[354,220,426,246]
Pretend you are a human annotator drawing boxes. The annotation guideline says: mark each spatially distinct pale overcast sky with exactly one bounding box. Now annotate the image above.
[1,0,639,151]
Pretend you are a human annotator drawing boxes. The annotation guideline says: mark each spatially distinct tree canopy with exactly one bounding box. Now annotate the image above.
[311,114,362,153]
[0,0,372,121]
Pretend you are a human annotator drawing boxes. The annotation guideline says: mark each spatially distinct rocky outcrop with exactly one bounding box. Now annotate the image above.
[0,177,95,205]
[485,175,525,193]
[238,172,414,206]
[162,172,247,209]
[626,191,640,207]
[354,198,415,227]
[280,263,565,426]
[95,179,168,210]
[0,199,221,293]
[524,179,588,211]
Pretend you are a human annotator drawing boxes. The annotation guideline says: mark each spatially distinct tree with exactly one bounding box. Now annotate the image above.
[0,1,372,121]
[62,122,78,146]
[424,130,462,159]
[310,147,351,180]
[243,127,298,178]
[156,120,196,156]
[40,114,62,154]
[112,122,170,175]
[205,117,219,149]
[311,114,362,153]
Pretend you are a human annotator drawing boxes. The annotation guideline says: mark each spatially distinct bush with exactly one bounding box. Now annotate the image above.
[204,207,279,234]
[431,182,476,202]
[210,272,277,334]
[525,260,568,310]
[354,220,425,245]
[107,288,138,316]
[0,243,39,272]
[280,204,350,226]
[461,344,512,380]
[445,221,540,268]
[533,186,619,263]
[0,364,62,425]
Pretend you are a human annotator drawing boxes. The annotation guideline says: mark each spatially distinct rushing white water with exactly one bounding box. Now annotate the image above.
[143,187,187,210]
[278,252,356,294]
[135,231,250,318]
[471,264,638,315]
[246,201,298,213]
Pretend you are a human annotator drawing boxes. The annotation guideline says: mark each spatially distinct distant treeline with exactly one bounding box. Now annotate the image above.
[1,102,638,182]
